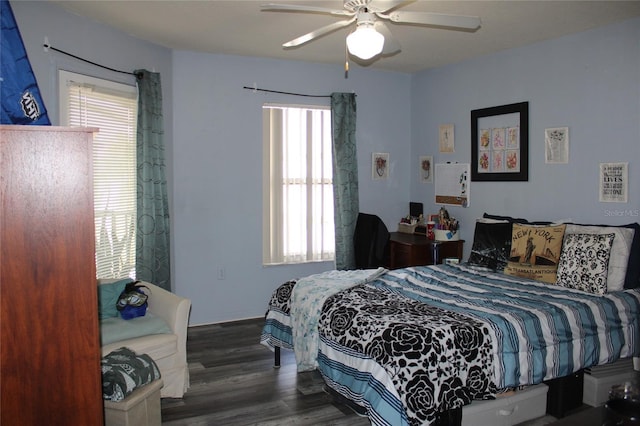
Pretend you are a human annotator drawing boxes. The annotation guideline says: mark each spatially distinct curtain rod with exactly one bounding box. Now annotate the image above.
[243,85,331,98]
[43,41,142,79]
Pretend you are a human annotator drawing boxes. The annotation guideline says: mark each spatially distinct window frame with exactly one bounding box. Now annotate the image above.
[58,70,138,279]
[262,103,335,266]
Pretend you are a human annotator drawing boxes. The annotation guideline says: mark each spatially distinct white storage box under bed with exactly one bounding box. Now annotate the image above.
[583,358,636,407]
[461,383,548,426]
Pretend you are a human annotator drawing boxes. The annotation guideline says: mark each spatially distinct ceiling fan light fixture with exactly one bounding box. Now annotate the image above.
[346,24,384,60]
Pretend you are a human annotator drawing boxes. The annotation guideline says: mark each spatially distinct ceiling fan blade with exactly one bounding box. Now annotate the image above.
[261,3,353,16]
[387,11,481,30]
[374,22,401,55]
[369,0,414,14]
[283,18,356,48]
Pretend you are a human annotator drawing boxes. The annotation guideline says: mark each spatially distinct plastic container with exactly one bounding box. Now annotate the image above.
[434,229,460,241]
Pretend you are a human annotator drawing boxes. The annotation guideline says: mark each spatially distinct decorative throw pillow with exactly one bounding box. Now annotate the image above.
[467,220,513,271]
[565,224,634,292]
[503,223,566,283]
[556,233,615,295]
[98,279,133,320]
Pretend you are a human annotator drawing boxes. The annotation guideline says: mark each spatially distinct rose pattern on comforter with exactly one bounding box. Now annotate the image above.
[269,279,296,315]
[319,282,498,425]
[261,279,297,350]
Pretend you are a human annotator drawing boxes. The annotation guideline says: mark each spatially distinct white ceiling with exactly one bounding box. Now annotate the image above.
[48,0,640,73]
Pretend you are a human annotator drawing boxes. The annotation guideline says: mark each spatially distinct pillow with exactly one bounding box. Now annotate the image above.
[482,212,553,225]
[556,233,615,295]
[467,220,513,271]
[98,279,132,320]
[503,223,566,283]
[483,212,529,224]
[565,224,634,292]
[560,222,639,289]
[621,222,640,289]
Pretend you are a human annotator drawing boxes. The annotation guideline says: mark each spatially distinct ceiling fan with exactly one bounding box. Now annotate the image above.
[261,0,481,61]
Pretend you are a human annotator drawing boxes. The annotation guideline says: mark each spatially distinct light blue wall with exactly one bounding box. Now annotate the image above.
[171,52,411,324]
[11,1,173,134]
[410,17,640,260]
[12,1,639,325]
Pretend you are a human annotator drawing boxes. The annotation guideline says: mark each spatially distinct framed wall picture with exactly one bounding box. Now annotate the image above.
[420,155,433,183]
[471,102,529,181]
[599,162,628,203]
[372,152,389,180]
[439,124,455,153]
[545,127,569,164]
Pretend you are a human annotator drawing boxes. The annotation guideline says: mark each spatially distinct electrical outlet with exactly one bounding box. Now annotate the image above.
[217,267,225,280]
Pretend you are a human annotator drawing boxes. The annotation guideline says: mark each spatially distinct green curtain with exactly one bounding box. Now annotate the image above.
[331,93,359,270]
[135,70,171,291]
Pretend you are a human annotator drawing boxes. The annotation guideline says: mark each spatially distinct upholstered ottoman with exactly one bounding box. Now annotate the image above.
[104,379,163,426]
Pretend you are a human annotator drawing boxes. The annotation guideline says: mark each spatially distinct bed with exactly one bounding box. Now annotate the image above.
[260,217,640,426]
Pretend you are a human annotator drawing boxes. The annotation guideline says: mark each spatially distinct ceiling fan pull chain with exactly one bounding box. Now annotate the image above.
[344,43,350,79]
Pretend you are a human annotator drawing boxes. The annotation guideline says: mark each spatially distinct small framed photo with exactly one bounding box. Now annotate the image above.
[420,155,433,183]
[372,152,389,180]
[545,127,569,164]
[439,124,455,153]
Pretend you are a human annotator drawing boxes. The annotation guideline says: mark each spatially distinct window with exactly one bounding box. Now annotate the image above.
[263,104,334,265]
[59,70,138,279]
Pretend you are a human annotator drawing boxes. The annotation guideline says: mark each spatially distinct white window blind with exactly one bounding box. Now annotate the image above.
[59,70,138,279]
[263,104,335,265]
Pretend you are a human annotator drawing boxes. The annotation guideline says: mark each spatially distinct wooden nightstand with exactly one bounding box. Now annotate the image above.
[389,232,464,269]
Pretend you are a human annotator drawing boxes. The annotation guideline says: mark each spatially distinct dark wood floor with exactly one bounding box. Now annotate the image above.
[160,317,370,425]
[160,318,557,426]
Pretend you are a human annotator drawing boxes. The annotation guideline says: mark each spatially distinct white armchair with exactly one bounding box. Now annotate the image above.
[99,280,191,398]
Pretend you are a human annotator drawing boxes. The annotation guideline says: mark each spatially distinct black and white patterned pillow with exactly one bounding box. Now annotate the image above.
[556,233,615,294]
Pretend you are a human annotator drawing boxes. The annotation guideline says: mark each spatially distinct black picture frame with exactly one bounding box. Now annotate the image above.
[471,101,529,181]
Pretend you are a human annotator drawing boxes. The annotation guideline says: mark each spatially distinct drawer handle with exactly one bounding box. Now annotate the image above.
[498,406,516,416]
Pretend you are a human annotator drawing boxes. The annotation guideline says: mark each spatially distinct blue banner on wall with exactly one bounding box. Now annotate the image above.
[1,0,50,125]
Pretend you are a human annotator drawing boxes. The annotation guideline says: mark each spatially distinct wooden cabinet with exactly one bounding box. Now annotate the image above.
[389,232,464,269]
[1,126,103,425]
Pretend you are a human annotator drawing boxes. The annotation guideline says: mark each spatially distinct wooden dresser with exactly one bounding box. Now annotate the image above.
[1,126,103,425]
[389,232,464,269]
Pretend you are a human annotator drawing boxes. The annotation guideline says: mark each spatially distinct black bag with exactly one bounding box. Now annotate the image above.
[116,281,149,320]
